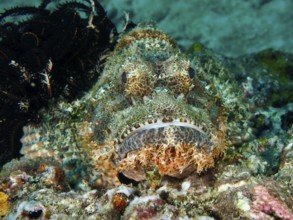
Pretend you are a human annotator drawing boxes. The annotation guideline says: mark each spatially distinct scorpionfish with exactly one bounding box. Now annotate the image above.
[20,24,228,188]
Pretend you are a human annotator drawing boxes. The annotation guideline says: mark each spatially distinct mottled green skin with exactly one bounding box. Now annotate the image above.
[91,31,215,144]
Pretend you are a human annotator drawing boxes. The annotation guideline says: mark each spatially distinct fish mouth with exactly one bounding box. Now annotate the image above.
[117,120,212,159]
[116,119,217,181]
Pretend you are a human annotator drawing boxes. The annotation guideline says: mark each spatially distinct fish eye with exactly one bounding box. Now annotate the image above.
[121,61,155,96]
[161,59,195,94]
[188,67,196,79]
[121,71,127,83]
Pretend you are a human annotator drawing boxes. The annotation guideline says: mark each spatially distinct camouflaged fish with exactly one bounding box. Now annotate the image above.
[21,24,229,188]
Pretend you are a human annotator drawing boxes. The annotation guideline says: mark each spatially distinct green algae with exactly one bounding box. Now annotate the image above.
[256,49,293,83]
[254,49,293,106]
[187,42,206,54]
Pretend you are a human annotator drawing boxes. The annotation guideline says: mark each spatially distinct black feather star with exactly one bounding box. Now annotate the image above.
[0,0,117,166]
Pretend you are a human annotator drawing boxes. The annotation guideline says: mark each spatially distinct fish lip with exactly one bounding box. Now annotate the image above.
[128,121,206,134]
[117,120,212,159]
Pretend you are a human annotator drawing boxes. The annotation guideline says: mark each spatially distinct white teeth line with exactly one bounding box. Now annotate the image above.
[130,121,206,135]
